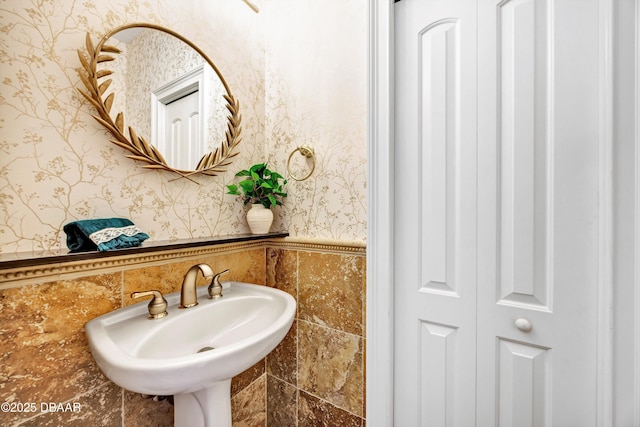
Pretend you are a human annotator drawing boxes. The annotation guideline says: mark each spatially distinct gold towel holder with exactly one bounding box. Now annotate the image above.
[287,145,316,181]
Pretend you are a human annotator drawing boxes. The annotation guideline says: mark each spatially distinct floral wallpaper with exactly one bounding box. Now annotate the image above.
[0,0,367,254]
[265,0,368,240]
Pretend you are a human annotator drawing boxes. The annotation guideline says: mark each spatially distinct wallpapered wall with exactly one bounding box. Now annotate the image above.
[264,0,367,239]
[0,0,367,253]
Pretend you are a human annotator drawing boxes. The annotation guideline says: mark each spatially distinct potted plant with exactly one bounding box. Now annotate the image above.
[226,163,287,234]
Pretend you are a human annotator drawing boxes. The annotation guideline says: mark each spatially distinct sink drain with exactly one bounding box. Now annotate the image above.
[197,346,215,353]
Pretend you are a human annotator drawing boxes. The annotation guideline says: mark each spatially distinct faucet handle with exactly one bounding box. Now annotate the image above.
[131,290,168,319]
[208,269,230,299]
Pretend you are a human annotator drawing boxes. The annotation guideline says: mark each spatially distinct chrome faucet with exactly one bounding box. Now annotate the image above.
[179,263,214,308]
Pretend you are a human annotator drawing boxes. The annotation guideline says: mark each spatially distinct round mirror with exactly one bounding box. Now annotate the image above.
[78,23,242,181]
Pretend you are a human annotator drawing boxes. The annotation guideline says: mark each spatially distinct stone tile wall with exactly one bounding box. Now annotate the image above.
[0,241,366,426]
[266,249,366,426]
[0,248,266,426]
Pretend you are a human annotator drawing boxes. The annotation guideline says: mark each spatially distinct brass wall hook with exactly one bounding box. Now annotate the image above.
[287,145,316,181]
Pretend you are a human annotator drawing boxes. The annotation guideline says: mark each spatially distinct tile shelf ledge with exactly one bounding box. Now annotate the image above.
[0,232,289,270]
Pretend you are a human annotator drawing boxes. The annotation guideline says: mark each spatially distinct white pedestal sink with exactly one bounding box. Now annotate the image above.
[85,281,296,427]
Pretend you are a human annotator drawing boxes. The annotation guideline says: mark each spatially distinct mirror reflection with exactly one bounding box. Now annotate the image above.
[106,28,228,171]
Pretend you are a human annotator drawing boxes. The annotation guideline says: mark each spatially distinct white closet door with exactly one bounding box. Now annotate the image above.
[394,0,478,425]
[476,0,601,425]
[394,0,603,425]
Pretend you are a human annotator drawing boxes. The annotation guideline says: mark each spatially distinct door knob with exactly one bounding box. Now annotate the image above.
[514,318,532,332]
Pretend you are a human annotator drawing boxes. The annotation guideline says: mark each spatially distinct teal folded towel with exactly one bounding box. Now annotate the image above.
[63,218,149,252]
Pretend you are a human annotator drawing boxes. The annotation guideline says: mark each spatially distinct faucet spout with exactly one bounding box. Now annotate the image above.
[180,263,214,308]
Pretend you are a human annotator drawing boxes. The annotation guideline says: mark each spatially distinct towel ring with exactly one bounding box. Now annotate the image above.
[287,145,316,181]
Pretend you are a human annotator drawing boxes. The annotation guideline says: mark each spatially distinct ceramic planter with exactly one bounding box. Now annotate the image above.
[246,204,273,234]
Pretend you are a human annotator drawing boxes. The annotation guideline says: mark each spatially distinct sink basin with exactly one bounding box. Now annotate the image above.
[86,281,296,426]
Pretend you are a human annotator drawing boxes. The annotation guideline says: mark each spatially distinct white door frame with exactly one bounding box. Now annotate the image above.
[615,1,640,425]
[366,1,618,425]
[366,1,394,425]
[634,4,640,423]
[596,1,615,425]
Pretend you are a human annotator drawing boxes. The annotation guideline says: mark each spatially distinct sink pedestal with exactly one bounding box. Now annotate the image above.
[174,380,232,427]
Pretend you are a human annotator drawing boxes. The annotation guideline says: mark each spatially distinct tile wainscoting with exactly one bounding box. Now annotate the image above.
[0,237,366,426]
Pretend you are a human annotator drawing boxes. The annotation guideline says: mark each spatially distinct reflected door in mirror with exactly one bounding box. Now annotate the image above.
[163,89,201,171]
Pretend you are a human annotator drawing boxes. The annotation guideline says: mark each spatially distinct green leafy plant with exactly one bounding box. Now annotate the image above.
[226,163,288,208]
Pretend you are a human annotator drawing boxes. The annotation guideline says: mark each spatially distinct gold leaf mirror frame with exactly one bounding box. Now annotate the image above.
[77,23,242,182]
